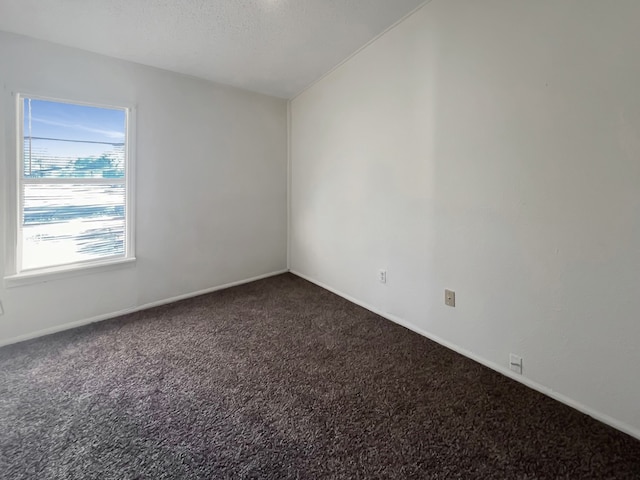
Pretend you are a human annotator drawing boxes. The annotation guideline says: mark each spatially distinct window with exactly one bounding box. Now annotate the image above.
[7,95,134,281]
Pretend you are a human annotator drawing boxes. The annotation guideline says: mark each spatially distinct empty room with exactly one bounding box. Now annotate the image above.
[1,0,639,478]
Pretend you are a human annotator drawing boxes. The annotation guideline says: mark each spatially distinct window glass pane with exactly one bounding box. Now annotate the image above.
[22,184,125,270]
[23,98,126,179]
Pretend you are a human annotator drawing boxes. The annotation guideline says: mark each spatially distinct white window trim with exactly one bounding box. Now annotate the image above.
[4,92,136,288]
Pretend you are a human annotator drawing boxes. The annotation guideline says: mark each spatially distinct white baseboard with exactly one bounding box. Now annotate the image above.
[0,269,289,348]
[290,270,640,442]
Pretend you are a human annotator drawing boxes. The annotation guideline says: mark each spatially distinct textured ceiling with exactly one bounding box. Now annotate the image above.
[0,0,426,98]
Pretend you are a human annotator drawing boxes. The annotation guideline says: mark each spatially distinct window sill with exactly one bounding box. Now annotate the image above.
[4,257,136,288]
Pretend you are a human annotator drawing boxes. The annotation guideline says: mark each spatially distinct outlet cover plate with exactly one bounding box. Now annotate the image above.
[445,289,455,307]
[378,270,387,284]
[509,353,523,375]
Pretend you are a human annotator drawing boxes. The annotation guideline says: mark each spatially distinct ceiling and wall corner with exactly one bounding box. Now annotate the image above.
[0,0,427,98]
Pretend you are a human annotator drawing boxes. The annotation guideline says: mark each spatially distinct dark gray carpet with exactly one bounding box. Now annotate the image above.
[1,273,639,479]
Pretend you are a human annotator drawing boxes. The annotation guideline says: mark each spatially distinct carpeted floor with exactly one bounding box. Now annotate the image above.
[1,273,639,479]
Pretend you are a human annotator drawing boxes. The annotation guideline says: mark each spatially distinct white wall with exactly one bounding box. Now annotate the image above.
[290,0,640,438]
[0,32,288,344]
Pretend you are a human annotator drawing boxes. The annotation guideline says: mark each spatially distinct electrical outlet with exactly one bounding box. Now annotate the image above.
[444,289,455,307]
[0,301,4,315]
[378,269,387,284]
[509,353,523,375]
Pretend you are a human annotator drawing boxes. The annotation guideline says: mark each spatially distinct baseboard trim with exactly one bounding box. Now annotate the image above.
[290,270,640,442]
[0,269,289,348]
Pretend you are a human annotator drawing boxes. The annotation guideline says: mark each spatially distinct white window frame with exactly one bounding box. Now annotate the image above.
[4,93,136,287]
